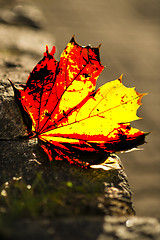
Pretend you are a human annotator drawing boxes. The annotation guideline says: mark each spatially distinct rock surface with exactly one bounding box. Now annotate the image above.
[0,217,160,240]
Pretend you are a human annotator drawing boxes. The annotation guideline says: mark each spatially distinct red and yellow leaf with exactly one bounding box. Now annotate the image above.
[10,37,148,168]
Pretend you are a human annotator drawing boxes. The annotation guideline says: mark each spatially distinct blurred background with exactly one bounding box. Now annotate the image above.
[1,0,160,219]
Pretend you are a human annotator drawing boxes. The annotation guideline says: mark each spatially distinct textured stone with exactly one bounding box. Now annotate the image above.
[98,216,160,240]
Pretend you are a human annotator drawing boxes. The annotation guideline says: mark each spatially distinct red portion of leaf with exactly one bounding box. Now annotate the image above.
[18,37,103,136]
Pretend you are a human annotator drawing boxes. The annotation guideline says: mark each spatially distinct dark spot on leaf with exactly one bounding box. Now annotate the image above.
[126,125,131,130]
[119,134,127,141]
[83,73,90,78]
[91,92,96,97]
[45,112,51,117]
[63,110,67,117]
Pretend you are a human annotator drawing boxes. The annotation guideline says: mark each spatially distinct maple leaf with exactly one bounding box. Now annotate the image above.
[10,36,148,168]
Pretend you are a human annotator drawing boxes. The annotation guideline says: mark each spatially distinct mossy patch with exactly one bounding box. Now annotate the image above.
[0,163,119,221]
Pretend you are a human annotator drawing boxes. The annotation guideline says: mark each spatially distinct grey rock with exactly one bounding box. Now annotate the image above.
[0,217,160,240]
[98,216,160,240]
[0,24,55,59]
[0,3,46,29]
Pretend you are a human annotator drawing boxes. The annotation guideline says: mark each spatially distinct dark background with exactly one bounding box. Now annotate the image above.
[2,0,160,219]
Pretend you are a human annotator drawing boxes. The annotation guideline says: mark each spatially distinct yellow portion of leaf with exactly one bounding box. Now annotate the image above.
[74,78,141,123]
[39,135,80,144]
[59,77,95,113]
[40,121,142,142]
[40,77,144,142]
